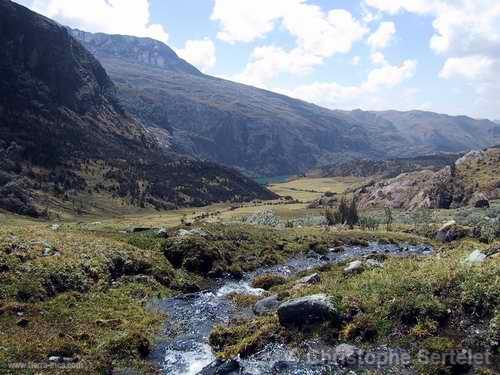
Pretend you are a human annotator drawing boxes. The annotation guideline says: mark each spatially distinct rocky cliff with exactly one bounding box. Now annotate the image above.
[354,148,500,209]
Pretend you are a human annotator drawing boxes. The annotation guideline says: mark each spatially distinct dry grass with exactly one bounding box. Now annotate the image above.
[268,176,364,202]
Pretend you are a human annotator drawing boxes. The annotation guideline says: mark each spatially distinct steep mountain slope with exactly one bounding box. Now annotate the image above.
[339,109,500,155]
[71,29,500,177]
[0,0,275,217]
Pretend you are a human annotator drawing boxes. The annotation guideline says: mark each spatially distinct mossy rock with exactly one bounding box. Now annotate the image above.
[251,274,287,290]
[99,332,151,360]
[164,237,228,276]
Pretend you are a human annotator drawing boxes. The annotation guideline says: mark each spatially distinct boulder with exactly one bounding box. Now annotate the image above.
[277,294,339,328]
[334,344,364,366]
[157,228,168,238]
[200,359,240,375]
[253,294,280,316]
[471,193,490,208]
[464,250,487,265]
[436,221,468,242]
[177,228,208,237]
[365,259,384,268]
[296,273,321,285]
[343,260,363,274]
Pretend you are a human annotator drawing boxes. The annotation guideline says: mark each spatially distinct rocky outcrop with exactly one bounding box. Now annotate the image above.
[277,294,339,328]
[355,147,499,210]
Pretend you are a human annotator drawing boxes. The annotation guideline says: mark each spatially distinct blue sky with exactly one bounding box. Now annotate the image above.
[15,0,500,120]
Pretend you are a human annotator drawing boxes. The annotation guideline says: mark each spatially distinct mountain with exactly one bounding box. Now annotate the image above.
[70,29,500,177]
[308,153,463,179]
[338,109,500,156]
[0,0,275,217]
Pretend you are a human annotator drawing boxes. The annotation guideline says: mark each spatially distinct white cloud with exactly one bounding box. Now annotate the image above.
[176,38,217,72]
[215,1,368,87]
[16,0,168,42]
[439,55,494,80]
[234,46,322,87]
[364,0,434,15]
[370,51,387,65]
[282,59,417,110]
[352,56,361,65]
[210,0,300,43]
[367,21,396,50]
[366,0,500,118]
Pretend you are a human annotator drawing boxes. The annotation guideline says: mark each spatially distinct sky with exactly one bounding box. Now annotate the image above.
[14,0,500,120]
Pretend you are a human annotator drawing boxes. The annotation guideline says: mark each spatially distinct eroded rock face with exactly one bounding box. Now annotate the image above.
[355,148,500,210]
[277,294,339,328]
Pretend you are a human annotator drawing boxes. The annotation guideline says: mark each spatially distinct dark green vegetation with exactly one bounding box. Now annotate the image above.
[71,30,500,177]
[0,0,275,218]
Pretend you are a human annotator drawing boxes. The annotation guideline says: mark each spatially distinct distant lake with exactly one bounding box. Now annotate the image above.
[254,175,295,186]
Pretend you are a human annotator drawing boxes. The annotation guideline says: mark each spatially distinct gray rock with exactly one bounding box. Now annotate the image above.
[254,294,280,316]
[200,359,240,375]
[334,344,363,365]
[177,228,208,237]
[365,259,384,268]
[464,250,487,265]
[157,228,168,238]
[277,294,338,327]
[436,221,468,242]
[344,260,363,274]
[296,273,321,285]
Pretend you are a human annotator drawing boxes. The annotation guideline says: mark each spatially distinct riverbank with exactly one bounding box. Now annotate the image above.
[0,219,498,374]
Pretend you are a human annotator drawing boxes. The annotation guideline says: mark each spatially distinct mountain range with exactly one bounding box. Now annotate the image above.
[71,29,500,177]
[0,0,275,217]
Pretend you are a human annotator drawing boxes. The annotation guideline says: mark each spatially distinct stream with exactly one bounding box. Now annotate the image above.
[149,242,432,375]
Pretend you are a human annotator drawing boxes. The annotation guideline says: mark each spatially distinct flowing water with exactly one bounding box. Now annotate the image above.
[149,242,432,375]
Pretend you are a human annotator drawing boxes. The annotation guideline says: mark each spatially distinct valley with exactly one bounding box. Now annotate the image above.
[0,1,499,375]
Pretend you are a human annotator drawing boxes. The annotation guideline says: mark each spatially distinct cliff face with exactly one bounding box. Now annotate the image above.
[0,0,276,217]
[71,29,500,177]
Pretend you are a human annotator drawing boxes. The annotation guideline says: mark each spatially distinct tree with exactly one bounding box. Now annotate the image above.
[384,207,393,232]
[324,196,359,228]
